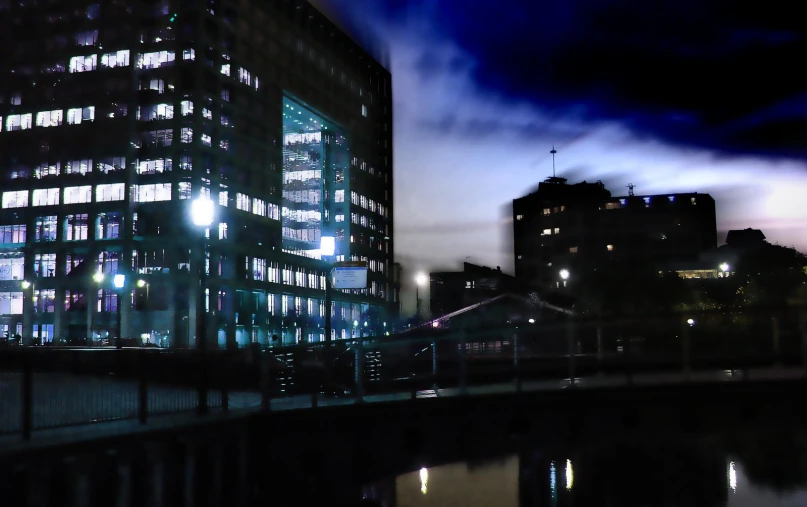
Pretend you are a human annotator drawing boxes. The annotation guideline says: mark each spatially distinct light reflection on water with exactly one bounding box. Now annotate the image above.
[365,445,807,507]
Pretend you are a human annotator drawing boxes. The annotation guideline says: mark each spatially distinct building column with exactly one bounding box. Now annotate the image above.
[86,288,94,342]
[54,286,65,342]
[188,283,198,349]
[120,288,132,339]
[22,291,33,345]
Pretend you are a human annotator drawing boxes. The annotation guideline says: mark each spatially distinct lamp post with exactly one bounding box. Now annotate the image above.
[91,271,104,345]
[20,280,34,345]
[719,263,730,277]
[415,272,427,324]
[320,236,335,344]
[113,274,126,348]
[559,269,570,288]
[191,195,214,416]
[191,195,215,350]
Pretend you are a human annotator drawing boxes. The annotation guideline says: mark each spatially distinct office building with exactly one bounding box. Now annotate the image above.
[430,262,517,318]
[0,0,394,346]
[513,177,716,289]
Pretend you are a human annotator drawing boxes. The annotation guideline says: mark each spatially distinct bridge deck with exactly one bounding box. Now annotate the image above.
[1,366,803,453]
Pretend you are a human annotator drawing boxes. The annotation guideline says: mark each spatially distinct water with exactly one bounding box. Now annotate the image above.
[363,433,807,507]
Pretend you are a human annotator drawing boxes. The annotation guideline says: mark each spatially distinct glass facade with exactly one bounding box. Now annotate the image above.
[281,96,349,259]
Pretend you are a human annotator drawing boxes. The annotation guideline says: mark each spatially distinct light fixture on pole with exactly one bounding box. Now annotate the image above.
[415,272,427,323]
[320,236,335,344]
[719,262,730,275]
[190,194,214,415]
[559,269,570,280]
[112,274,125,347]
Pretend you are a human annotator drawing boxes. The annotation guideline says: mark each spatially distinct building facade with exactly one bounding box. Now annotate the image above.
[0,0,394,346]
[430,263,516,318]
[513,178,716,289]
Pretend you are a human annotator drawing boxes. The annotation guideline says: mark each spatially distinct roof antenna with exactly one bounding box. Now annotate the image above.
[627,183,635,196]
[550,146,557,177]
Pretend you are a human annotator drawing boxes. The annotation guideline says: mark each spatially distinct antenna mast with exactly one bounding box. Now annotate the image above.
[627,183,635,196]
[550,146,557,178]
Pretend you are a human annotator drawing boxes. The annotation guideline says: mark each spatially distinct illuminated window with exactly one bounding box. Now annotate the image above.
[0,225,26,244]
[2,191,29,208]
[238,67,251,85]
[178,182,192,200]
[137,51,175,69]
[607,244,614,251]
[181,100,193,116]
[35,110,63,127]
[0,255,24,280]
[35,216,57,242]
[253,198,266,216]
[0,292,24,315]
[34,162,60,178]
[361,104,368,117]
[63,186,92,204]
[543,208,551,215]
[96,183,125,202]
[96,213,123,240]
[182,49,195,60]
[219,191,228,206]
[554,228,560,234]
[69,54,97,72]
[335,190,345,203]
[66,106,95,124]
[138,103,174,121]
[569,246,578,253]
[182,128,194,143]
[5,114,33,131]
[542,229,552,236]
[236,193,251,212]
[221,63,230,76]
[516,214,524,220]
[137,158,171,174]
[132,183,171,202]
[63,214,88,241]
[605,202,620,210]
[218,223,228,240]
[32,188,59,206]
[74,30,98,46]
[65,159,92,175]
[200,134,211,146]
[100,50,130,68]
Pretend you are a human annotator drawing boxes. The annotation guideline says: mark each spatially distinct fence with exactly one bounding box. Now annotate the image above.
[1,307,805,439]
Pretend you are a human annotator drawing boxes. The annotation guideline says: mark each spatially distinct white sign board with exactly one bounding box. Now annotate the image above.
[331,266,368,289]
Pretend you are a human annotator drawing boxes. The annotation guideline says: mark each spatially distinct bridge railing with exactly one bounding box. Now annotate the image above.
[1,307,804,439]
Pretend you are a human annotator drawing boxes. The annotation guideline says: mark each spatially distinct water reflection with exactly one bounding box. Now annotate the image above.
[365,434,807,507]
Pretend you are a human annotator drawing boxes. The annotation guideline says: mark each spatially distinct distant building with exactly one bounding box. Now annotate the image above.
[513,177,717,289]
[725,228,766,247]
[429,262,516,318]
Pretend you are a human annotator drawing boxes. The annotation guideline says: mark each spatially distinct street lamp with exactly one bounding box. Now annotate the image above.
[190,194,214,415]
[559,269,570,280]
[415,272,427,323]
[190,194,214,350]
[719,263,730,277]
[321,236,335,344]
[92,271,105,284]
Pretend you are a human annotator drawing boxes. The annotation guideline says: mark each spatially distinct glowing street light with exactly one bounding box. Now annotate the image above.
[113,274,125,289]
[92,271,105,283]
[687,318,695,326]
[190,194,215,414]
[528,318,535,324]
[719,262,730,273]
[559,269,570,280]
[190,195,215,227]
[136,279,147,288]
[415,272,428,323]
[20,280,31,290]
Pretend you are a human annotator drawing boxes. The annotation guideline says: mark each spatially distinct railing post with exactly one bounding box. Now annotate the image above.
[198,350,209,416]
[567,319,576,387]
[596,325,604,374]
[681,318,691,379]
[138,352,148,425]
[354,339,364,401]
[459,331,467,395]
[513,332,521,391]
[772,316,781,367]
[260,351,271,411]
[21,350,32,441]
[431,338,437,383]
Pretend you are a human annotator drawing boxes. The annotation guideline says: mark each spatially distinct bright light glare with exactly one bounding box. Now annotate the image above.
[419,467,428,495]
[190,195,215,227]
[719,262,730,272]
[528,318,535,324]
[320,236,335,257]
[113,274,125,288]
[687,318,695,326]
[432,321,439,328]
[20,280,31,289]
[559,269,570,280]
[92,272,105,283]
[729,461,737,492]
[566,459,574,490]
[353,320,358,327]
[415,272,428,286]
[137,279,146,288]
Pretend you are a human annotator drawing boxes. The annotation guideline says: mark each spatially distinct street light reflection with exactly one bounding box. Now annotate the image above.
[419,467,428,495]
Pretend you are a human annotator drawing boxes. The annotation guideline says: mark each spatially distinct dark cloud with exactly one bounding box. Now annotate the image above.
[417,114,587,142]
[324,0,807,158]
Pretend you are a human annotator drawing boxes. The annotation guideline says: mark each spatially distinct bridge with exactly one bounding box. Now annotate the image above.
[1,310,805,505]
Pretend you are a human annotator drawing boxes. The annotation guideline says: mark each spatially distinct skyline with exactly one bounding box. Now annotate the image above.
[310,0,807,284]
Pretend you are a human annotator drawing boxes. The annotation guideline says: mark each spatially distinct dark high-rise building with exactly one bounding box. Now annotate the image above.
[430,262,516,318]
[513,178,716,289]
[0,0,393,346]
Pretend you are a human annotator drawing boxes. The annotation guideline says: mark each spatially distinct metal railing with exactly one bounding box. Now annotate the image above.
[1,308,804,440]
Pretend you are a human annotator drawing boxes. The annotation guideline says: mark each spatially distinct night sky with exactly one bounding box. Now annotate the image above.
[311,0,807,301]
